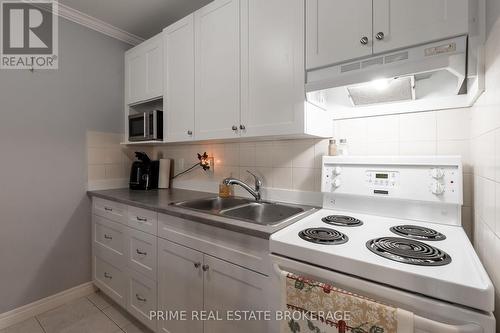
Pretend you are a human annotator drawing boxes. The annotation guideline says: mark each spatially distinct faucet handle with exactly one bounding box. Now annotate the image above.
[246,170,262,189]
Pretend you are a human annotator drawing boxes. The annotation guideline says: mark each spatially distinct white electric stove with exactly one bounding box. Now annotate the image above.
[270,156,495,333]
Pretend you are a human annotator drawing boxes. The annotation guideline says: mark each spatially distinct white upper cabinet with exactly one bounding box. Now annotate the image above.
[194,0,241,140]
[306,0,372,69]
[240,0,306,137]
[307,0,469,69]
[125,33,163,105]
[372,0,468,54]
[163,15,195,142]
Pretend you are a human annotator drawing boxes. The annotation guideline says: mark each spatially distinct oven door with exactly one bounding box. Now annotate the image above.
[269,254,494,333]
[128,113,147,141]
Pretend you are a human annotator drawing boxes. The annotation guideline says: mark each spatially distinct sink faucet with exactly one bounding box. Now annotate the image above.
[223,170,262,201]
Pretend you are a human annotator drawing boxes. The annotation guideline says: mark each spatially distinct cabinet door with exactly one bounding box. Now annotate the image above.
[126,49,146,105]
[373,0,468,54]
[194,0,241,140]
[240,0,305,137]
[144,34,163,101]
[306,0,372,69]
[203,255,269,333]
[125,34,163,105]
[163,15,195,142]
[158,239,204,333]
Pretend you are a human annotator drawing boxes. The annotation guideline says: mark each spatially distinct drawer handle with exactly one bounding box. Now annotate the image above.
[202,264,209,272]
[136,294,147,302]
[136,216,147,222]
[194,262,201,268]
[104,207,113,212]
[104,234,113,240]
[136,249,147,256]
[104,272,112,279]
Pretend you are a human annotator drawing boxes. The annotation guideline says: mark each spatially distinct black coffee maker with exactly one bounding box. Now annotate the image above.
[129,152,159,190]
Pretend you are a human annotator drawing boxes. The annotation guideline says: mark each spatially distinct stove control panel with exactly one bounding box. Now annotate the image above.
[322,157,462,205]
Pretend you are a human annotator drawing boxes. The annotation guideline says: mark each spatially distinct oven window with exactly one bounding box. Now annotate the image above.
[129,117,144,137]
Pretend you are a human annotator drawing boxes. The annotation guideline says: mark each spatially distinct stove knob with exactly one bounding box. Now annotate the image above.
[332,178,341,188]
[332,166,342,176]
[431,168,445,179]
[431,182,445,195]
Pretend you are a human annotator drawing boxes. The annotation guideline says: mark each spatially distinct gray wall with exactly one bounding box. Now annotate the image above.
[0,18,127,313]
[486,0,500,37]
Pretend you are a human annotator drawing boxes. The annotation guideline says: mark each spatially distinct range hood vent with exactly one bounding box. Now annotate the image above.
[306,36,468,110]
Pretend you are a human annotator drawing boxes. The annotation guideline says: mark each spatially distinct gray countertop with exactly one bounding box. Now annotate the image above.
[87,188,317,238]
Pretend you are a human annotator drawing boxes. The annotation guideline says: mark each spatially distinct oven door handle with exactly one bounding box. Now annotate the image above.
[415,316,481,333]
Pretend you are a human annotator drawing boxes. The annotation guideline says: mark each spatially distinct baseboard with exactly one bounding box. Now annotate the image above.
[0,282,96,330]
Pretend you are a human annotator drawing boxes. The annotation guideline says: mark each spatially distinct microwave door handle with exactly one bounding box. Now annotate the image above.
[143,113,147,139]
[153,111,157,139]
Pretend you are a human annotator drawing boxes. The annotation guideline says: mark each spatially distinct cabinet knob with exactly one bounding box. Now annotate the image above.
[375,32,385,40]
[202,264,209,272]
[187,130,193,135]
[239,124,246,130]
[231,125,238,131]
[136,294,147,302]
[104,207,113,212]
[136,249,147,256]
[104,234,112,240]
[360,36,369,45]
[104,272,112,279]
[136,216,147,222]
[194,262,201,268]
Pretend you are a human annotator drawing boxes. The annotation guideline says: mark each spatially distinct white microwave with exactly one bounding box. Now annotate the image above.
[128,110,163,142]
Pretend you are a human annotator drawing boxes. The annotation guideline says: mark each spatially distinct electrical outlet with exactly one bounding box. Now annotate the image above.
[207,157,214,172]
[176,158,184,171]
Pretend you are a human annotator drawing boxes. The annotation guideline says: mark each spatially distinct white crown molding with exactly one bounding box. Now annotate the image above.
[58,3,145,45]
[29,1,145,46]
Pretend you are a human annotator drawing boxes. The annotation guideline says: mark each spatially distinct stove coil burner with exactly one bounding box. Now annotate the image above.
[366,237,451,266]
[322,215,363,227]
[299,228,348,245]
[390,225,446,241]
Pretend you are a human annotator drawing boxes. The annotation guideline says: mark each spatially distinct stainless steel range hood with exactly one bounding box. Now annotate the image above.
[306,36,468,112]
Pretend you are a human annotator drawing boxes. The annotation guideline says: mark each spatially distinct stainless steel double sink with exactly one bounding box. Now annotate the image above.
[172,197,313,226]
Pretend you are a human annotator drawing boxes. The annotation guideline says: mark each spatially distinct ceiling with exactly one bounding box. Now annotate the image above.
[61,0,213,39]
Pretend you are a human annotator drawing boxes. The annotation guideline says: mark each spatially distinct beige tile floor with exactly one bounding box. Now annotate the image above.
[0,291,153,333]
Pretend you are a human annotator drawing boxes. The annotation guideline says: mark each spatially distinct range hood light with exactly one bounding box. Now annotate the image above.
[371,78,391,91]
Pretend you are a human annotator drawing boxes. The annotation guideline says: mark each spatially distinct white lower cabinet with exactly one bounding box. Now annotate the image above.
[158,239,204,333]
[93,255,127,307]
[203,255,269,333]
[158,238,269,333]
[126,268,158,331]
[126,228,157,281]
[93,199,272,333]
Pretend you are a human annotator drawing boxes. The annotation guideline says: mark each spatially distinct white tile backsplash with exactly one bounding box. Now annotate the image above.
[436,108,470,141]
[86,131,137,189]
[365,114,399,142]
[399,111,436,141]
[470,14,500,332]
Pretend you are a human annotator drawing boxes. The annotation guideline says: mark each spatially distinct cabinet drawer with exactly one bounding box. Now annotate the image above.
[126,228,157,280]
[158,213,271,275]
[126,268,157,331]
[94,255,126,307]
[127,206,158,235]
[93,198,126,224]
[93,215,125,264]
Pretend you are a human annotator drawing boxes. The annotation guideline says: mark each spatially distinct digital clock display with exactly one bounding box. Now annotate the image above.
[376,173,389,179]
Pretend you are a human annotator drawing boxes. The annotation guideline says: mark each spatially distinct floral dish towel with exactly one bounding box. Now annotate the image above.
[281,272,414,333]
